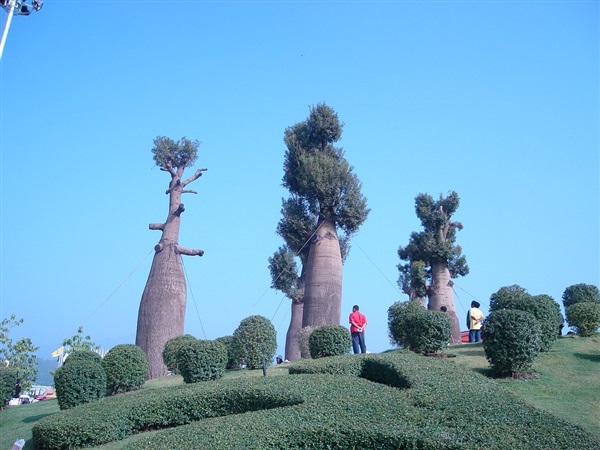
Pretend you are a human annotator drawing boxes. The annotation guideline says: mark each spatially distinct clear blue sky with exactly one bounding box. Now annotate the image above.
[1,1,598,362]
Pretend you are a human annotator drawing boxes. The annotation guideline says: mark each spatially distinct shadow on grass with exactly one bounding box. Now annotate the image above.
[573,352,600,363]
[23,412,55,423]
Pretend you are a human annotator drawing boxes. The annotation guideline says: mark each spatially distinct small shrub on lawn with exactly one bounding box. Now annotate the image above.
[54,359,106,410]
[232,315,277,369]
[482,309,543,376]
[387,300,425,348]
[404,310,451,354]
[308,325,352,358]
[102,344,148,395]
[176,339,227,383]
[566,302,600,337]
[162,334,197,374]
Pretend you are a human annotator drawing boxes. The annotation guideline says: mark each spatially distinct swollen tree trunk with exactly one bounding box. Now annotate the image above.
[285,299,303,361]
[302,218,342,327]
[428,261,461,344]
[136,167,204,379]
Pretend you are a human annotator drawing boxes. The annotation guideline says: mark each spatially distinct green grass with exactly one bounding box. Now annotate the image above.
[1,336,598,449]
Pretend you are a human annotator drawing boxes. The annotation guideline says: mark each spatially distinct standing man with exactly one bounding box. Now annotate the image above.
[468,301,484,343]
[349,305,367,354]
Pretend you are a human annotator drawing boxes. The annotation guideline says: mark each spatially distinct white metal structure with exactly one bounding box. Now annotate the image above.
[0,0,43,60]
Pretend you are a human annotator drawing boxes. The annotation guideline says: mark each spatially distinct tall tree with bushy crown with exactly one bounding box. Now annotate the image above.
[281,104,369,329]
[398,192,469,343]
[136,136,206,379]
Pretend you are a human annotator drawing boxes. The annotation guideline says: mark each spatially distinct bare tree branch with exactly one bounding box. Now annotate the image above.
[182,190,198,194]
[181,168,207,188]
[172,204,185,216]
[175,245,204,257]
[149,223,165,231]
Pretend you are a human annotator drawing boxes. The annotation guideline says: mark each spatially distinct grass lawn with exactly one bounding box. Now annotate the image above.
[1,336,598,449]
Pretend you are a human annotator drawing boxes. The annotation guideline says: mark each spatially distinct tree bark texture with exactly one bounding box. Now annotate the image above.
[285,299,303,361]
[428,261,462,344]
[301,219,343,328]
[136,244,186,379]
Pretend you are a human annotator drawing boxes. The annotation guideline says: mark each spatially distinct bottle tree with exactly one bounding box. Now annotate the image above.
[397,192,469,343]
[282,104,369,328]
[136,136,206,379]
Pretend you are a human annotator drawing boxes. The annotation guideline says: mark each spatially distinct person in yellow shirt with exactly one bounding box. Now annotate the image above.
[468,301,484,343]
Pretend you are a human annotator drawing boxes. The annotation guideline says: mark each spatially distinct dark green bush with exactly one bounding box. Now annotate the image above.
[176,339,227,383]
[162,334,197,374]
[562,283,600,309]
[54,359,106,410]
[489,286,560,352]
[63,349,102,366]
[0,366,19,404]
[566,302,600,337]
[232,315,277,369]
[404,310,451,354]
[308,325,352,358]
[387,300,424,348]
[214,335,237,369]
[482,309,542,376]
[102,344,148,394]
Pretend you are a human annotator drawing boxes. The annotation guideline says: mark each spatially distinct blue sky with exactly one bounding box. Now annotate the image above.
[1,1,598,363]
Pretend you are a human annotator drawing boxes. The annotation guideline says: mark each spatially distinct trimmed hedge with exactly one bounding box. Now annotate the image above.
[33,352,600,450]
[562,283,600,309]
[32,378,304,450]
[54,359,106,410]
[308,325,352,358]
[102,344,148,394]
[176,339,227,383]
[214,335,237,369]
[122,352,599,450]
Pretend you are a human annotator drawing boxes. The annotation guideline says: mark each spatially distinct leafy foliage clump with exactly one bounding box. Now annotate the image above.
[54,359,106,410]
[489,285,561,352]
[214,335,238,369]
[102,344,148,394]
[562,283,600,309]
[176,339,227,383]
[233,315,277,369]
[162,334,197,374]
[308,325,352,358]
[566,302,600,337]
[387,301,450,354]
[0,315,39,391]
[63,349,102,366]
[482,309,543,376]
[0,366,19,404]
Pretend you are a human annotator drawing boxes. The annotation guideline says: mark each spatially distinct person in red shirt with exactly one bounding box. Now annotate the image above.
[349,305,368,354]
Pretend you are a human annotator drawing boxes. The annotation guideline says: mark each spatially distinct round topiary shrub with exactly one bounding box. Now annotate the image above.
[404,310,452,354]
[54,359,106,409]
[489,287,560,352]
[162,334,197,374]
[308,325,352,358]
[566,302,600,337]
[176,339,227,383]
[63,349,102,366]
[232,315,277,369]
[562,283,600,309]
[0,366,19,405]
[214,335,237,369]
[387,300,425,349]
[102,344,148,395]
[482,309,542,376]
